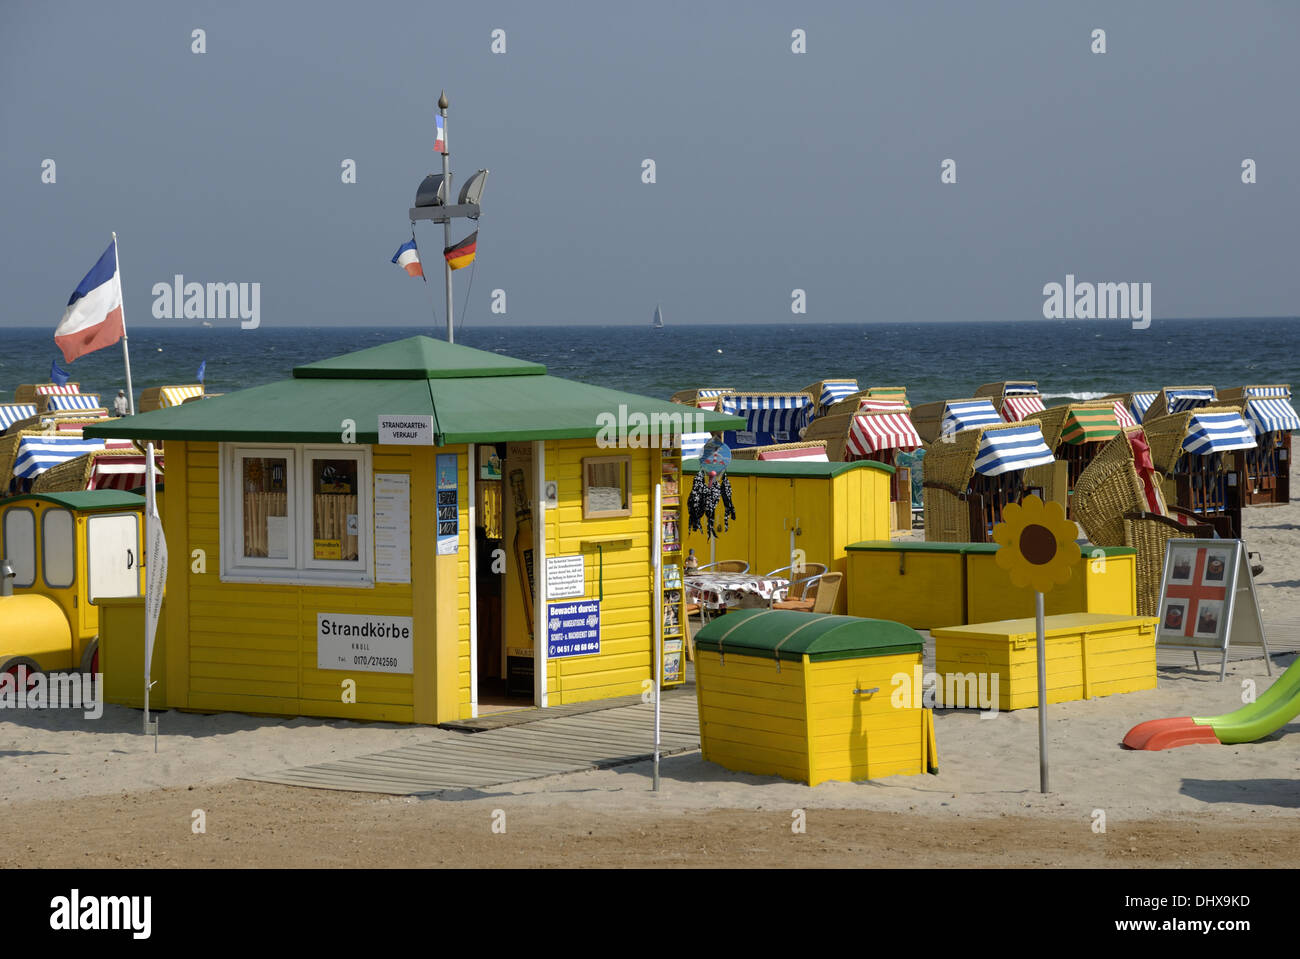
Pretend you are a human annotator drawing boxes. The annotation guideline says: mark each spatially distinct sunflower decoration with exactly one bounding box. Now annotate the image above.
[992,495,1078,593]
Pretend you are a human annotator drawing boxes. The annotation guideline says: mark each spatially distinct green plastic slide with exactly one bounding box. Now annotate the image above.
[1197,655,1300,744]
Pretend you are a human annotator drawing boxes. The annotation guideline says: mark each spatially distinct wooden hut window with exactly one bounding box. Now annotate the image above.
[238,453,294,563]
[222,444,373,584]
[582,456,631,518]
[305,452,362,567]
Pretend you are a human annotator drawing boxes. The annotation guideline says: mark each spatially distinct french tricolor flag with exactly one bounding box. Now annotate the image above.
[391,239,424,278]
[54,239,124,364]
[434,115,445,153]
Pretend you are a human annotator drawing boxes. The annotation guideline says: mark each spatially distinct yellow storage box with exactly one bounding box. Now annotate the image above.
[845,541,976,629]
[682,459,893,615]
[693,609,937,785]
[965,543,1136,621]
[98,596,167,708]
[931,613,1158,711]
[846,541,1138,629]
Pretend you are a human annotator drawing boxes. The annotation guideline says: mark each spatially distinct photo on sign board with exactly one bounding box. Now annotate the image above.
[1203,550,1230,584]
[1162,598,1188,634]
[1170,552,1194,585]
[1194,599,1224,639]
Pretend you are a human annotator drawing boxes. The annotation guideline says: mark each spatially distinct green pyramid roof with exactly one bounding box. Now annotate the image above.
[85,336,743,445]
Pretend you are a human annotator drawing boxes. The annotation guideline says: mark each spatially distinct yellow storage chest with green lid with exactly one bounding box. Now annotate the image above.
[693,609,937,786]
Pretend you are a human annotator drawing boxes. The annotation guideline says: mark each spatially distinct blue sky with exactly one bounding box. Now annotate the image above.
[2,0,1298,328]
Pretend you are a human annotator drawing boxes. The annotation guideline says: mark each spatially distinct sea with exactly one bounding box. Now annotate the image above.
[2,318,1298,407]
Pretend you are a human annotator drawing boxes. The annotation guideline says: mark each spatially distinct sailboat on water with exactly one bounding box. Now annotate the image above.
[652,303,664,329]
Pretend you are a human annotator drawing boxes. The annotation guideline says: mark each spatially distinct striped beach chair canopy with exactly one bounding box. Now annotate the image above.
[857,397,909,413]
[1112,400,1137,429]
[941,399,1002,436]
[1245,396,1300,435]
[754,445,828,462]
[846,412,923,456]
[670,388,733,411]
[160,385,205,407]
[1003,381,1039,395]
[0,404,37,431]
[1165,387,1217,414]
[802,379,860,413]
[719,393,814,440]
[35,384,82,396]
[13,435,108,478]
[973,424,1055,476]
[45,393,102,411]
[89,452,159,491]
[1059,405,1124,445]
[680,432,711,461]
[1244,385,1291,399]
[1001,393,1046,422]
[1129,391,1157,423]
[1182,410,1256,455]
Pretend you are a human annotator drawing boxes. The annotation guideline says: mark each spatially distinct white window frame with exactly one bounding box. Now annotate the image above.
[41,507,76,590]
[220,443,374,587]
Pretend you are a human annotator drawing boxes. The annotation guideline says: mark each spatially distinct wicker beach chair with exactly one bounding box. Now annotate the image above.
[920,422,1049,543]
[1142,405,1247,538]
[801,379,860,418]
[12,384,80,405]
[29,446,149,493]
[1143,385,1217,423]
[670,388,733,409]
[1219,385,1295,505]
[1021,400,1127,512]
[1072,427,1214,617]
[800,413,855,460]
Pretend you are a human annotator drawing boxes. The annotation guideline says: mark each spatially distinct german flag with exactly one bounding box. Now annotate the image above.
[444,231,478,270]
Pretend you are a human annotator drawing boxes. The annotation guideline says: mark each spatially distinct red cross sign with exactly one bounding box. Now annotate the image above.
[1164,548,1227,638]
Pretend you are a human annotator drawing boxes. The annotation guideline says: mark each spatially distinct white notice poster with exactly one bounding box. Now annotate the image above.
[374,473,412,584]
[546,554,585,599]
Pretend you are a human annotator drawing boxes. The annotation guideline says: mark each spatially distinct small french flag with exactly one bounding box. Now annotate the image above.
[391,240,424,278]
[54,239,124,363]
[434,114,446,153]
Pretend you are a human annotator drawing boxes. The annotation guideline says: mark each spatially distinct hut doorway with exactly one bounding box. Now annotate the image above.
[475,441,536,713]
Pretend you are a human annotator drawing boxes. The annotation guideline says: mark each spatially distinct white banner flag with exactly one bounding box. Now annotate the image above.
[144,444,167,680]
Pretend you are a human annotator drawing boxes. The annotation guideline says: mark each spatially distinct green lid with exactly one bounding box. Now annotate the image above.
[693,609,923,663]
[847,540,1135,558]
[0,490,145,511]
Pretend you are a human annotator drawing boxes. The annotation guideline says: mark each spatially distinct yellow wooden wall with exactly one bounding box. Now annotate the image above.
[161,441,471,724]
[542,439,655,706]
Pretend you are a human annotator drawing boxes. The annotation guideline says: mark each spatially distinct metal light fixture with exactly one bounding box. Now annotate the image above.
[458,169,489,207]
[414,173,447,207]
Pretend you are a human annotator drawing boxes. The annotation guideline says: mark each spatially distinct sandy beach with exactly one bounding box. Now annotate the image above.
[2,501,1297,869]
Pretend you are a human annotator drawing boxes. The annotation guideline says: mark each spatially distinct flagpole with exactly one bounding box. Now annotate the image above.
[112,231,136,415]
[439,91,454,344]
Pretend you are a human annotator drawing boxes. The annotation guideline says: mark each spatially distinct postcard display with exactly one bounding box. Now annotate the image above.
[1155,539,1271,681]
[658,444,686,687]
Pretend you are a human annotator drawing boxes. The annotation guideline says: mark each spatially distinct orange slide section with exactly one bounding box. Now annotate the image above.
[1122,717,1222,750]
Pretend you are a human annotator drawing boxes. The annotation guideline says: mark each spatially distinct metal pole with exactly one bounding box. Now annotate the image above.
[439,91,454,344]
[653,484,663,791]
[112,232,136,414]
[1035,590,1048,793]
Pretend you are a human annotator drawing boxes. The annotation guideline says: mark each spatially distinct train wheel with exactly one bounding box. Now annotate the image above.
[80,639,100,676]
[1,658,42,694]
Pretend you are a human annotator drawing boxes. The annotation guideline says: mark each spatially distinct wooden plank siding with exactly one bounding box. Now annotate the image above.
[542,439,656,706]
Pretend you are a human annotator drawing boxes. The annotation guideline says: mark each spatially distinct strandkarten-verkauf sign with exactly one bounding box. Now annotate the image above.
[378,415,433,445]
[317,612,414,673]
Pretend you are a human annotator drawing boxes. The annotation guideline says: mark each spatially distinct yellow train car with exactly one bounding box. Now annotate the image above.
[85,336,742,723]
[681,459,892,614]
[0,490,145,682]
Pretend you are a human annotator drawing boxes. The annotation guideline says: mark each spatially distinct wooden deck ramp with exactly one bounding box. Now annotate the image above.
[244,696,701,796]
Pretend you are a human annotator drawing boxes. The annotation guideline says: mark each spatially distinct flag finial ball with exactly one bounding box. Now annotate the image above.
[438,90,449,109]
